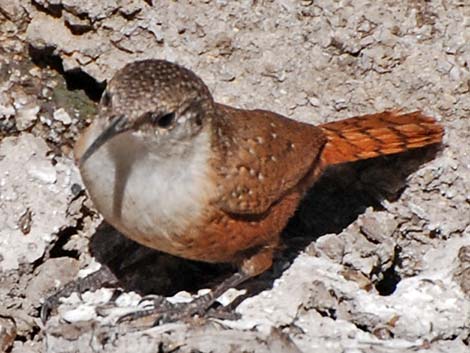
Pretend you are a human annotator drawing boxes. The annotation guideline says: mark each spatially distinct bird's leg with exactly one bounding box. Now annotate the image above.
[117,270,249,325]
[117,246,275,325]
[40,264,119,323]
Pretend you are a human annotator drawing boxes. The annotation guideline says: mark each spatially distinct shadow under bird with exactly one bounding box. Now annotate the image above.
[53,59,444,323]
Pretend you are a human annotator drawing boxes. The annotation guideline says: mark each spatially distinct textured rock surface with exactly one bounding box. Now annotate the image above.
[0,0,468,352]
[0,134,80,271]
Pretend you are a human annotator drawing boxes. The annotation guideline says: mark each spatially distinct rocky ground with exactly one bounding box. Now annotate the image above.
[0,0,469,352]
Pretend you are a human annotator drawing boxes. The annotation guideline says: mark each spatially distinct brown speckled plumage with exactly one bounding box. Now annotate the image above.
[211,104,326,215]
[75,59,444,279]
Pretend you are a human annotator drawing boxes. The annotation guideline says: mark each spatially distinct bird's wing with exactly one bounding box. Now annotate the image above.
[212,104,326,215]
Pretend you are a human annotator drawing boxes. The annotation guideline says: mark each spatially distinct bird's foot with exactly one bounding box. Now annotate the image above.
[117,272,247,326]
[40,265,119,323]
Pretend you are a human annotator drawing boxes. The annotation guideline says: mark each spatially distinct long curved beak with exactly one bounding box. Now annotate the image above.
[79,115,129,166]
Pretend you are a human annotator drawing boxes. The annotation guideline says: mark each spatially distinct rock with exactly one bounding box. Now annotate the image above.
[15,105,39,131]
[0,0,468,352]
[0,134,80,271]
[53,108,72,125]
[25,257,80,305]
[0,316,16,353]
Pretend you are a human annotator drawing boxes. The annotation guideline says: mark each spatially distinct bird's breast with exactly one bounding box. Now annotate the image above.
[75,123,216,255]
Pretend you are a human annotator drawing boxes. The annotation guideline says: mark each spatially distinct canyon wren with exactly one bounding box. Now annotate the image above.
[74,59,443,320]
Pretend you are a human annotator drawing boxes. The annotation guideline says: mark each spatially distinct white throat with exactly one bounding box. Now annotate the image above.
[78,125,214,252]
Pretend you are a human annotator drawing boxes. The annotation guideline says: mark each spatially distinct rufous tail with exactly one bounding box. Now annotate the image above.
[319,111,444,167]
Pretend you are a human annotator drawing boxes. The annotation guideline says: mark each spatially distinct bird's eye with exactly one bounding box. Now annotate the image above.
[152,112,175,128]
[194,113,202,126]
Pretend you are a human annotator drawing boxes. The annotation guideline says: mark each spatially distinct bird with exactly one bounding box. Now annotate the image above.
[71,59,443,322]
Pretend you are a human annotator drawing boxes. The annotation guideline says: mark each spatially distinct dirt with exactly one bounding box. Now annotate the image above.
[0,1,468,352]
